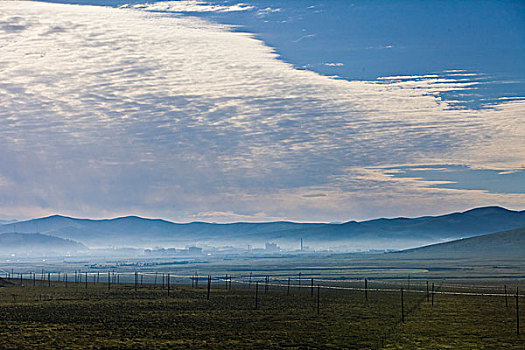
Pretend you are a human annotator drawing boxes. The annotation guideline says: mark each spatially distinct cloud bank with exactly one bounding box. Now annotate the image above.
[0,1,524,222]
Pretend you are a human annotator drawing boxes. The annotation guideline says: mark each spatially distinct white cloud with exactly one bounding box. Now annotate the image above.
[257,7,281,16]
[0,1,524,222]
[130,1,254,13]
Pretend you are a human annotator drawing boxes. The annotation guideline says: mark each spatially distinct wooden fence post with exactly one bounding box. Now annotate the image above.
[365,279,368,302]
[431,283,434,306]
[195,272,198,289]
[255,281,259,310]
[135,272,138,292]
[108,271,111,291]
[249,272,252,288]
[517,287,520,336]
[505,285,508,308]
[426,281,429,302]
[287,277,291,296]
[317,284,320,315]
[207,275,211,300]
[48,273,51,288]
[85,272,88,289]
[167,273,170,297]
[33,272,36,287]
[311,278,314,297]
[401,288,405,323]
[65,273,68,288]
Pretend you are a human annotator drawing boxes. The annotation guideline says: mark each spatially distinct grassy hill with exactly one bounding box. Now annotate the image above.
[0,232,88,257]
[391,227,525,259]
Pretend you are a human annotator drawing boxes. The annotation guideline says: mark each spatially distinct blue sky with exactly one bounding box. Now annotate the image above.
[0,0,523,222]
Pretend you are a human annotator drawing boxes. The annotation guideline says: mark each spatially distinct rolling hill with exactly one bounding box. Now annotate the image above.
[390,227,525,259]
[0,232,88,257]
[0,206,524,250]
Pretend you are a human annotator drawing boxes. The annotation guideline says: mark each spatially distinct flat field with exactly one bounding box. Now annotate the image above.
[0,277,522,349]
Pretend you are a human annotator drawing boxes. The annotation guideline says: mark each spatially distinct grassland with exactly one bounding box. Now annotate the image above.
[0,277,523,349]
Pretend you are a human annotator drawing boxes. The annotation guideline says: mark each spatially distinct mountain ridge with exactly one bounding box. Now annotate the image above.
[1,206,524,249]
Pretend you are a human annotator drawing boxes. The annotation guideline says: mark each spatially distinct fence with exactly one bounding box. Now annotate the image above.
[0,270,522,347]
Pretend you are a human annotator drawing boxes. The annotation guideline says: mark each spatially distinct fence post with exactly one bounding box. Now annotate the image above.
[401,288,405,323]
[426,281,429,302]
[255,281,259,310]
[431,283,434,306]
[195,272,198,289]
[287,277,290,296]
[108,271,111,291]
[311,278,314,297]
[33,272,36,287]
[505,285,508,308]
[65,273,68,288]
[85,272,88,289]
[229,275,232,290]
[97,272,100,284]
[48,273,51,288]
[317,284,320,315]
[249,272,252,288]
[207,275,211,300]
[365,279,368,302]
[265,276,269,294]
[517,287,520,336]
[135,272,138,292]
[167,273,170,297]
[225,274,228,290]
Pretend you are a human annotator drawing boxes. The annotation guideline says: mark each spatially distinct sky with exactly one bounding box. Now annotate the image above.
[0,0,524,223]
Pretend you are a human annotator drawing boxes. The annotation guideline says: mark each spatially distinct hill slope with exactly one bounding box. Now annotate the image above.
[391,227,525,259]
[0,232,88,257]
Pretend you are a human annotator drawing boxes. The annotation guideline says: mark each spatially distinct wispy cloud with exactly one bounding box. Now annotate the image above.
[0,2,523,222]
[126,1,254,13]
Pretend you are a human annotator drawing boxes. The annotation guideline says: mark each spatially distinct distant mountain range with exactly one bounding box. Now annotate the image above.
[391,227,525,259]
[0,206,524,250]
[0,232,87,257]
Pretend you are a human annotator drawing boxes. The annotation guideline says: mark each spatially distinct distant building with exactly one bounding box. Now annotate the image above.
[188,246,202,255]
[265,242,280,252]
